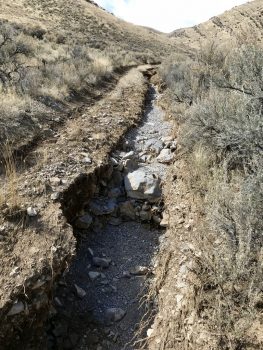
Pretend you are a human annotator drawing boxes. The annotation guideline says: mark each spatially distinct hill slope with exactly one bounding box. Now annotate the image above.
[170,0,263,48]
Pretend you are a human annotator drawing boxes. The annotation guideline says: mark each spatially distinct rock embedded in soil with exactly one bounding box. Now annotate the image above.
[124,170,161,202]
[27,207,38,217]
[130,266,149,276]
[92,257,111,268]
[105,308,126,323]
[88,271,101,281]
[89,198,117,215]
[75,214,93,229]
[119,200,136,220]
[157,149,174,164]
[74,284,87,298]
[7,301,25,316]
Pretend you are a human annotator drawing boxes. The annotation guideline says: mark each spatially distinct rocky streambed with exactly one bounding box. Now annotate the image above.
[46,85,176,349]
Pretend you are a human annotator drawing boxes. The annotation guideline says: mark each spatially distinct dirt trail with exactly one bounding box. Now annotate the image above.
[0,67,150,349]
[46,85,175,349]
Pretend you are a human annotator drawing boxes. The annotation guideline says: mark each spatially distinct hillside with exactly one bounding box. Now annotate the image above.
[0,0,262,349]
[170,0,263,48]
[0,0,174,156]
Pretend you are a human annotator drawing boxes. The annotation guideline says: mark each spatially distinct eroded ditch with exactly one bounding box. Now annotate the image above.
[46,84,175,350]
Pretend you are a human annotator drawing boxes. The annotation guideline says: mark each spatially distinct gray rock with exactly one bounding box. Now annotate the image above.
[75,214,93,229]
[150,140,163,155]
[89,198,117,216]
[109,217,122,226]
[140,210,152,221]
[119,201,136,220]
[74,284,87,298]
[88,271,101,281]
[7,301,24,316]
[108,170,123,188]
[108,188,123,198]
[123,159,138,173]
[105,308,126,323]
[130,266,149,276]
[92,257,111,268]
[124,170,161,203]
[157,149,174,164]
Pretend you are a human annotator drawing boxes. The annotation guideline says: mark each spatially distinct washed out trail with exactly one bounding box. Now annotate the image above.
[48,85,175,350]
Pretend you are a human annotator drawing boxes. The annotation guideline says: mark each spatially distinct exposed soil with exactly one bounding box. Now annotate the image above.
[43,85,175,350]
[0,66,152,349]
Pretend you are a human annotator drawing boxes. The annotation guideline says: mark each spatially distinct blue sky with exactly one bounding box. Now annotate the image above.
[94,0,250,33]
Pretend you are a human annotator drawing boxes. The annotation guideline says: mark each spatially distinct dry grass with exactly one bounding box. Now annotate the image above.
[159,39,263,349]
[0,142,20,211]
[0,0,173,154]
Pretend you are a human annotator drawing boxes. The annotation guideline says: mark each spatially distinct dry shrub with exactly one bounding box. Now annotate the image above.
[190,163,263,349]
[180,89,262,168]
[162,37,263,349]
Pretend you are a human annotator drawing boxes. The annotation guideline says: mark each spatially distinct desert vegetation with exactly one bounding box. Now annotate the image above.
[160,40,263,348]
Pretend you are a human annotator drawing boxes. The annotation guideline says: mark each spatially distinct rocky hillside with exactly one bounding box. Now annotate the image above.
[170,0,263,49]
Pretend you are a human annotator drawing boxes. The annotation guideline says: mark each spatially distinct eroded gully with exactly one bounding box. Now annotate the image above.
[47,84,175,350]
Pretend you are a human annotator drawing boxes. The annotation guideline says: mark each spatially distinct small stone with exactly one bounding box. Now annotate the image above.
[160,213,169,227]
[147,328,154,337]
[123,159,138,172]
[75,214,93,229]
[109,217,122,226]
[119,201,136,220]
[50,177,61,186]
[54,297,63,307]
[130,266,148,276]
[9,267,20,277]
[140,210,152,221]
[92,257,111,268]
[89,198,117,216]
[83,156,92,164]
[170,140,177,151]
[110,157,119,166]
[157,149,174,164]
[7,301,24,316]
[122,271,131,278]
[88,248,94,256]
[88,271,101,281]
[27,207,38,217]
[108,188,122,198]
[74,284,87,298]
[105,308,126,323]
[50,192,60,201]
[152,215,161,224]
[122,151,135,160]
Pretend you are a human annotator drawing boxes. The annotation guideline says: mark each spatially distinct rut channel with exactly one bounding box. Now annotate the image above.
[47,84,175,350]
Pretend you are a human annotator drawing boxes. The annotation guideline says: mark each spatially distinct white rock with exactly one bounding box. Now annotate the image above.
[124,170,161,203]
[27,207,38,217]
[157,149,174,164]
[147,328,154,337]
[122,151,135,160]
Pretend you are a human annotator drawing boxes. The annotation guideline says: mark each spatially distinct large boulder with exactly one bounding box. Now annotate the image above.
[124,170,161,203]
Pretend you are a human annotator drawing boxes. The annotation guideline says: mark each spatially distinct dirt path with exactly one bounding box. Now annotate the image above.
[46,86,175,349]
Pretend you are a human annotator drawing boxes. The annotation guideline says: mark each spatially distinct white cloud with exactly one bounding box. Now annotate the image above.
[95,0,250,33]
